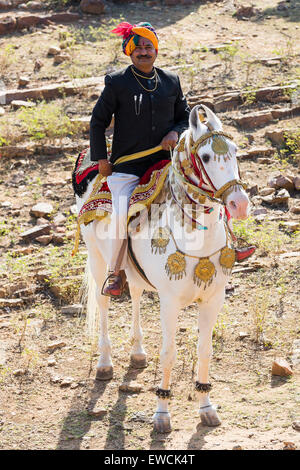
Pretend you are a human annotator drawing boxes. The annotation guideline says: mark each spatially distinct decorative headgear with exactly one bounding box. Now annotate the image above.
[111,21,158,56]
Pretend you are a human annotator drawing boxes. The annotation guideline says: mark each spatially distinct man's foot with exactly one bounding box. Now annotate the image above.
[101,271,126,297]
[235,245,256,262]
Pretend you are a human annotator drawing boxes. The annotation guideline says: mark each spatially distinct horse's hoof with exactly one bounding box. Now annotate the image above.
[96,366,113,381]
[130,353,148,369]
[200,406,221,427]
[153,412,172,433]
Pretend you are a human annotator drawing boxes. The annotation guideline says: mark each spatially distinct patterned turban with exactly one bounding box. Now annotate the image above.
[111,21,158,56]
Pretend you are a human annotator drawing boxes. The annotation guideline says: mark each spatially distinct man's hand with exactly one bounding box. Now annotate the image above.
[98,159,113,177]
[160,131,178,151]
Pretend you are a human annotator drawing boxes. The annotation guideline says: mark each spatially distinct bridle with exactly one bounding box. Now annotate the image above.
[171,130,247,207]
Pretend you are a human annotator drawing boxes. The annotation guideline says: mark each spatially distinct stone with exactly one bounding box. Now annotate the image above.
[36,217,49,226]
[52,234,64,245]
[268,175,294,192]
[47,46,61,56]
[262,189,290,205]
[0,146,34,158]
[1,76,104,105]
[214,93,241,112]
[18,76,30,87]
[235,111,273,130]
[11,99,36,109]
[61,304,83,316]
[50,374,62,384]
[235,6,259,19]
[35,234,53,245]
[272,358,293,377]
[20,224,51,241]
[13,369,26,376]
[290,200,300,214]
[53,53,71,65]
[293,176,300,191]
[60,376,73,387]
[283,442,297,450]
[239,332,250,339]
[47,341,66,352]
[280,221,300,232]
[253,208,268,216]
[265,129,285,147]
[26,1,45,10]
[53,213,66,225]
[16,15,51,31]
[47,358,56,367]
[80,0,105,14]
[0,16,17,35]
[0,298,23,307]
[119,382,143,393]
[292,421,300,431]
[87,408,107,417]
[30,202,53,218]
[259,187,275,197]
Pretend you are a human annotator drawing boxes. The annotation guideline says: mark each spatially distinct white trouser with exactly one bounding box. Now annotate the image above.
[106,172,140,271]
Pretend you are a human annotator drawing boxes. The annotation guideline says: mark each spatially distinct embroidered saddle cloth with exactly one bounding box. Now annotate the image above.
[73,148,171,228]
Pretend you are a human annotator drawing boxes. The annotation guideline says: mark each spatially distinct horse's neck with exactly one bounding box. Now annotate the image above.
[163,173,226,257]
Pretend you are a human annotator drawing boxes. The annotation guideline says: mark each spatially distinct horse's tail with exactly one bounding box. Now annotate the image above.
[80,257,100,339]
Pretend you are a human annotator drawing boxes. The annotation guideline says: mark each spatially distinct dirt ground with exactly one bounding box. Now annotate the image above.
[0,0,299,450]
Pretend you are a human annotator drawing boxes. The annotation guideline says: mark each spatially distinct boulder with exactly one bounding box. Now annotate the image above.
[265,129,286,147]
[47,341,66,352]
[80,0,105,14]
[235,111,273,129]
[290,200,300,214]
[0,16,17,35]
[119,382,143,393]
[35,234,53,245]
[268,175,294,192]
[235,6,260,19]
[18,76,30,87]
[259,187,275,197]
[293,176,300,191]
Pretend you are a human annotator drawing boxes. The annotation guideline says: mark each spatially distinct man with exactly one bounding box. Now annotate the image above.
[89,21,190,296]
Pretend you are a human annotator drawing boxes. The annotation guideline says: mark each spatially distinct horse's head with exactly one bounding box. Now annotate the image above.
[187,104,250,220]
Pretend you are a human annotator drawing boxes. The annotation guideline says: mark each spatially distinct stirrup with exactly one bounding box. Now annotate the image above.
[101,271,126,297]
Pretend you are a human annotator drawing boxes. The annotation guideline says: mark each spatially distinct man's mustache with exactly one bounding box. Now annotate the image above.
[137,55,152,59]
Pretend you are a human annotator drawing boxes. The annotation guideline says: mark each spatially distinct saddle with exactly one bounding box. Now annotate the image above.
[72,148,171,256]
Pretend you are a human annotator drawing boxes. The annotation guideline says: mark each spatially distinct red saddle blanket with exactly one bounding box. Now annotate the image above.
[77,157,171,227]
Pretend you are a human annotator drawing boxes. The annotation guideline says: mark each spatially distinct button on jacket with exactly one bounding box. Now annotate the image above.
[89,65,190,177]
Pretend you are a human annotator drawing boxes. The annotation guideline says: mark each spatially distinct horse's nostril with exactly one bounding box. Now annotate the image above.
[229,200,237,209]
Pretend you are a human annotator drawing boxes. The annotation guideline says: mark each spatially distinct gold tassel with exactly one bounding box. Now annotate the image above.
[72,222,81,257]
[151,227,170,254]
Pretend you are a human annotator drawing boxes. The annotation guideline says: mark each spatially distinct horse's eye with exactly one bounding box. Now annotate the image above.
[202,154,210,163]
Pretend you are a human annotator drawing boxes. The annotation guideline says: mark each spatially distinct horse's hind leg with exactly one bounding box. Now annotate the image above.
[196,292,224,426]
[86,245,113,381]
[129,285,147,368]
[153,297,180,433]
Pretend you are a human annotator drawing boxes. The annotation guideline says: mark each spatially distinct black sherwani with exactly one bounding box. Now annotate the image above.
[89,65,190,177]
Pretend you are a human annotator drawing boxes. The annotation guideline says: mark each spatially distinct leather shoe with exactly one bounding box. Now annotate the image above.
[235,245,256,262]
[101,271,126,297]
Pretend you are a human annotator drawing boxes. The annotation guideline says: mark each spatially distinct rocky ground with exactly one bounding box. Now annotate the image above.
[0,0,299,450]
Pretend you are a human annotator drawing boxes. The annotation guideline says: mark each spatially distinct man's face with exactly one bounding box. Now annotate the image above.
[130,37,157,69]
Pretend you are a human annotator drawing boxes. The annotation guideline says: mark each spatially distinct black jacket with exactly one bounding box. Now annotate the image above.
[89,65,190,177]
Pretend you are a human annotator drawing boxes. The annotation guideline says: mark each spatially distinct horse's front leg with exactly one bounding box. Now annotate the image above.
[153,297,180,433]
[196,292,225,426]
[129,285,147,368]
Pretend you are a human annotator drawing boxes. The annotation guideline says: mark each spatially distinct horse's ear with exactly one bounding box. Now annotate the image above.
[201,104,222,131]
[189,105,207,141]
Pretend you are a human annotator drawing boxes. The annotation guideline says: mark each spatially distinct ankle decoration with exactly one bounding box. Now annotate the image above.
[195,382,212,393]
[156,388,171,399]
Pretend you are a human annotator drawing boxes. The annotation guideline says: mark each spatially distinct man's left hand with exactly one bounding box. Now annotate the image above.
[160,131,178,151]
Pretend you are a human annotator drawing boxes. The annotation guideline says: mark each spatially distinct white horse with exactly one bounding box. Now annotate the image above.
[76,104,250,433]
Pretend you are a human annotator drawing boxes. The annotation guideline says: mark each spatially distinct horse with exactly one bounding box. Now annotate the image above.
[76,104,250,433]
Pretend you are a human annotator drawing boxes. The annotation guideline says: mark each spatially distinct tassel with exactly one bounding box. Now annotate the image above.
[72,222,81,257]
[111,22,134,38]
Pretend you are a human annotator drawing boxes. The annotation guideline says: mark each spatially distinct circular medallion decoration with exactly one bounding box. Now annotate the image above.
[219,246,235,274]
[165,251,186,280]
[193,257,215,288]
[212,136,229,156]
